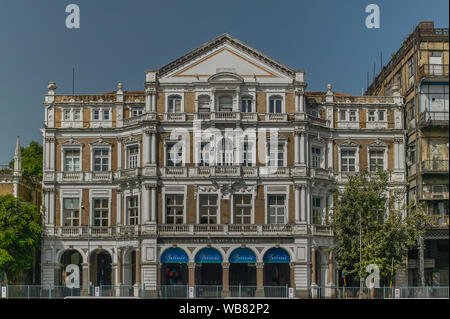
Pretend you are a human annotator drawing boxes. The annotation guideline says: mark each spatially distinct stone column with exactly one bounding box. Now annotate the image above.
[255,262,264,297]
[290,262,295,289]
[145,89,151,113]
[188,262,196,288]
[311,247,318,299]
[143,185,150,224]
[325,250,335,298]
[300,185,306,222]
[295,185,301,223]
[327,140,333,170]
[222,262,230,297]
[150,186,157,222]
[134,249,141,297]
[306,185,311,225]
[117,138,122,170]
[151,93,156,112]
[299,93,305,113]
[81,263,89,296]
[294,133,299,165]
[143,130,150,165]
[151,133,156,165]
[116,191,122,226]
[300,133,306,165]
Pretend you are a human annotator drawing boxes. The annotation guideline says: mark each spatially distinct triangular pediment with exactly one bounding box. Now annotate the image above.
[174,48,276,78]
[158,34,295,83]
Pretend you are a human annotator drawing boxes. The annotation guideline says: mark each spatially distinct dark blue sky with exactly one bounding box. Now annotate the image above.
[0,0,448,163]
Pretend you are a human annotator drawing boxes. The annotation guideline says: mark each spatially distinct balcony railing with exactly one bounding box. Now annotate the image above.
[429,215,449,228]
[118,168,141,180]
[158,224,294,235]
[418,111,449,127]
[163,113,186,122]
[419,64,449,78]
[264,113,287,122]
[421,160,449,173]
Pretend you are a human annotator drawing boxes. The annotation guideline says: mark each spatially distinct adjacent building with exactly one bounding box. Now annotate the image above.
[41,34,406,297]
[366,21,449,287]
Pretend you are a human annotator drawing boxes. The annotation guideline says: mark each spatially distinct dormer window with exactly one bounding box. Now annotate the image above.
[269,96,283,113]
[168,95,182,113]
[218,95,233,111]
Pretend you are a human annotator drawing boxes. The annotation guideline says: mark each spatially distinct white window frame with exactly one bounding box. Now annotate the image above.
[264,186,289,224]
[166,93,184,113]
[60,189,82,227]
[61,107,83,128]
[338,142,360,173]
[61,141,83,172]
[125,143,140,169]
[240,95,254,113]
[267,94,285,114]
[196,94,211,112]
[266,139,287,167]
[164,138,185,167]
[310,144,325,169]
[217,94,234,112]
[162,186,187,224]
[131,107,143,117]
[311,196,325,225]
[89,189,112,227]
[231,192,255,224]
[196,190,221,224]
[125,194,140,226]
[367,141,388,172]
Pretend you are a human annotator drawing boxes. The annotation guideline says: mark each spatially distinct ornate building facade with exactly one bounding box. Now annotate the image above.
[41,34,406,297]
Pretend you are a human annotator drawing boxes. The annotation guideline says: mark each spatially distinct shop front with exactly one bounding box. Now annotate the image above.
[195,248,223,285]
[229,248,257,286]
[263,247,291,287]
[160,248,189,285]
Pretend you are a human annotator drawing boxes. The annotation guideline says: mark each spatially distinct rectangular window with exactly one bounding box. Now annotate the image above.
[127,196,139,225]
[63,109,71,121]
[166,142,183,167]
[93,149,109,171]
[340,110,346,121]
[341,150,356,172]
[168,97,182,113]
[378,110,385,121]
[312,197,322,225]
[63,198,80,226]
[312,147,322,169]
[200,143,210,166]
[242,142,253,167]
[268,143,284,167]
[64,149,81,172]
[267,195,285,224]
[349,110,357,122]
[73,109,81,121]
[233,194,252,224]
[93,199,109,227]
[132,109,143,117]
[127,146,139,168]
[103,110,110,120]
[368,110,376,121]
[269,98,282,113]
[241,99,252,112]
[199,194,218,224]
[93,110,100,120]
[165,194,184,224]
[408,57,415,78]
[369,150,384,172]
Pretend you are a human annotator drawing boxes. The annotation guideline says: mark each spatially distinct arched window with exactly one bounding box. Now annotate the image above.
[269,95,283,113]
[168,95,182,113]
[241,96,253,112]
[198,95,210,112]
[218,95,233,111]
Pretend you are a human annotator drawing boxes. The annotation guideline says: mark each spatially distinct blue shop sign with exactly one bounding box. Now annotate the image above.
[229,248,256,263]
[263,248,290,263]
[195,248,223,263]
[161,248,189,263]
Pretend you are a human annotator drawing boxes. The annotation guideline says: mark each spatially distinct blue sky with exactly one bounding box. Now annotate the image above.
[0,0,448,163]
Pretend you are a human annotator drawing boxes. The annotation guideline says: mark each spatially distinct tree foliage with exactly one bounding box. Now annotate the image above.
[0,194,42,284]
[9,141,43,182]
[329,170,430,284]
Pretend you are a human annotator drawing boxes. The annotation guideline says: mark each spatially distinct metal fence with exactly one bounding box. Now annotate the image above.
[0,285,448,299]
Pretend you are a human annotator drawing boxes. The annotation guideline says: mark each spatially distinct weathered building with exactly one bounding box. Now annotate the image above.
[366,21,449,287]
[41,34,406,297]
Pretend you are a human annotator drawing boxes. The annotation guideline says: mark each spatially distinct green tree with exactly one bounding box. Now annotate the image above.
[0,194,42,284]
[329,170,430,285]
[9,140,43,182]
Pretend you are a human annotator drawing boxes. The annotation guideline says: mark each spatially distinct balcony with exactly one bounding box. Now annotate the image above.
[421,160,449,174]
[160,166,188,177]
[163,113,186,122]
[310,225,333,236]
[51,226,143,238]
[158,224,294,236]
[419,64,449,79]
[264,113,288,122]
[89,171,113,182]
[57,171,84,182]
[429,215,449,228]
[421,184,449,200]
[123,113,157,126]
[310,168,334,180]
[117,168,141,180]
[307,114,330,127]
[418,111,449,128]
